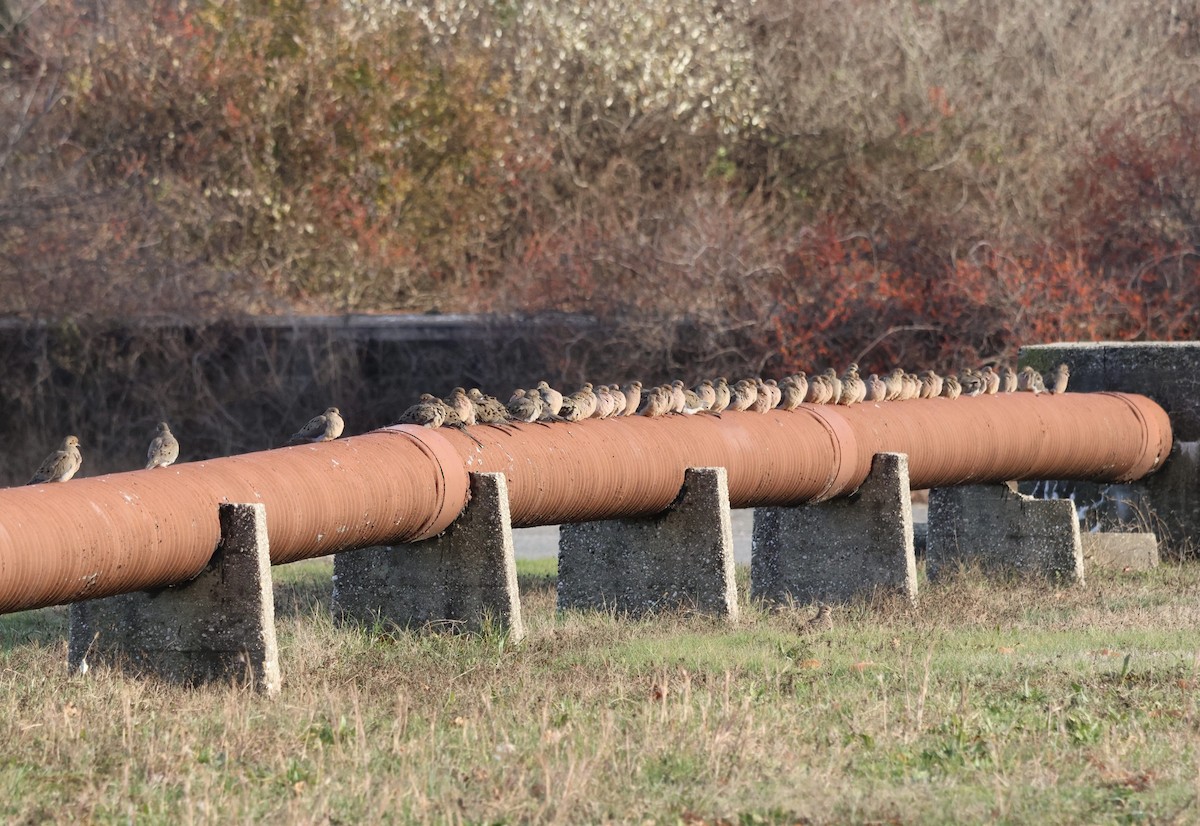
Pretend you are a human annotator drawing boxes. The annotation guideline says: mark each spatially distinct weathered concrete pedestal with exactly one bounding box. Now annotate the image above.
[927,483,1084,584]
[557,467,738,620]
[751,452,917,606]
[1021,342,1200,556]
[331,472,525,641]
[68,503,281,694]
[1081,532,1159,571]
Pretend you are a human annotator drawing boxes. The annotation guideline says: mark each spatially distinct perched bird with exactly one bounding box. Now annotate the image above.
[787,372,808,403]
[1016,366,1043,393]
[959,369,984,397]
[918,370,942,399]
[536,381,564,416]
[865,373,888,402]
[287,407,344,445]
[727,380,757,411]
[694,379,716,410]
[749,379,774,413]
[764,379,782,409]
[398,394,447,428]
[27,435,82,485]
[621,381,643,416]
[682,388,712,415]
[941,375,962,400]
[639,386,671,418]
[883,368,905,401]
[711,378,732,413]
[596,385,619,418]
[445,387,477,427]
[468,388,513,426]
[981,366,1000,395]
[557,395,587,422]
[839,364,864,405]
[507,390,543,423]
[799,604,833,634]
[145,422,179,469]
[822,368,843,405]
[1046,363,1070,394]
[572,383,598,418]
[777,379,805,411]
[668,381,687,415]
[1000,366,1018,393]
[805,375,830,404]
[607,385,627,417]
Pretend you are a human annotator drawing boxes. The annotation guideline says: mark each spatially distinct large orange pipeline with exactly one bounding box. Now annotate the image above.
[0,392,1171,615]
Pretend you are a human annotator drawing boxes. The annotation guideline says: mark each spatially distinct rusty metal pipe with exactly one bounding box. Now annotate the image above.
[0,392,1171,615]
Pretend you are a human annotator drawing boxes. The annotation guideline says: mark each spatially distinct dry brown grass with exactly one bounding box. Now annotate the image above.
[1,559,1199,823]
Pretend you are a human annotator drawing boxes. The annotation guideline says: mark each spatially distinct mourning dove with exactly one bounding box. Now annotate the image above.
[727,380,756,411]
[445,387,477,426]
[941,375,962,399]
[799,604,833,634]
[1000,366,1018,393]
[1016,366,1042,393]
[694,379,716,410]
[639,386,671,417]
[787,372,808,403]
[621,381,643,416]
[668,381,687,414]
[468,388,513,426]
[682,388,712,415]
[536,381,564,416]
[838,364,863,405]
[557,395,587,422]
[805,375,829,404]
[865,373,888,402]
[27,435,82,484]
[1046,363,1070,394]
[981,366,1000,395]
[750,380,774,413]
[959,369,984,397]
[883,368,904,401]
[288,407,344,445]
[918,370,940,399]
[607,385,627,417]
[398,394,447,428]
[507,390,543,423]
[711,378,731,413]
[764,379,782,409]
[820,368,843,405]
[777,378,805,410]
[571,383,597,418]
[145,422,179,469]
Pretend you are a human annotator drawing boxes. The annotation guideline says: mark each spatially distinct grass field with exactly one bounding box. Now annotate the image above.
[1,557,1198,824]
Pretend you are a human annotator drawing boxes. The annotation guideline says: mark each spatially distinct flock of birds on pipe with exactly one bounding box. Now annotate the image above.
[23,363,1070,486]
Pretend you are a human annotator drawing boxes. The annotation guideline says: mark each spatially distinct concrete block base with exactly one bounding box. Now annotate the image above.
[1081,532,1159,571]
[751,452,917,605]
[557,467,738,620]
[332,472,524,641]
[69,503,280,694]
[927,483,1084,584]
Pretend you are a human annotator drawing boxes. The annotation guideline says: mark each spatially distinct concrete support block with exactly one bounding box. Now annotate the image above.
[1081,532,1159,571]
[927,483,1084,584]
[69,503,280,694]
[557,467,738,620]
[332,472,524,641]
[751,452,917,606]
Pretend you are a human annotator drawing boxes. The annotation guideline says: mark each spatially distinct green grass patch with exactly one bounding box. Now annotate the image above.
[0,560,1198,823]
